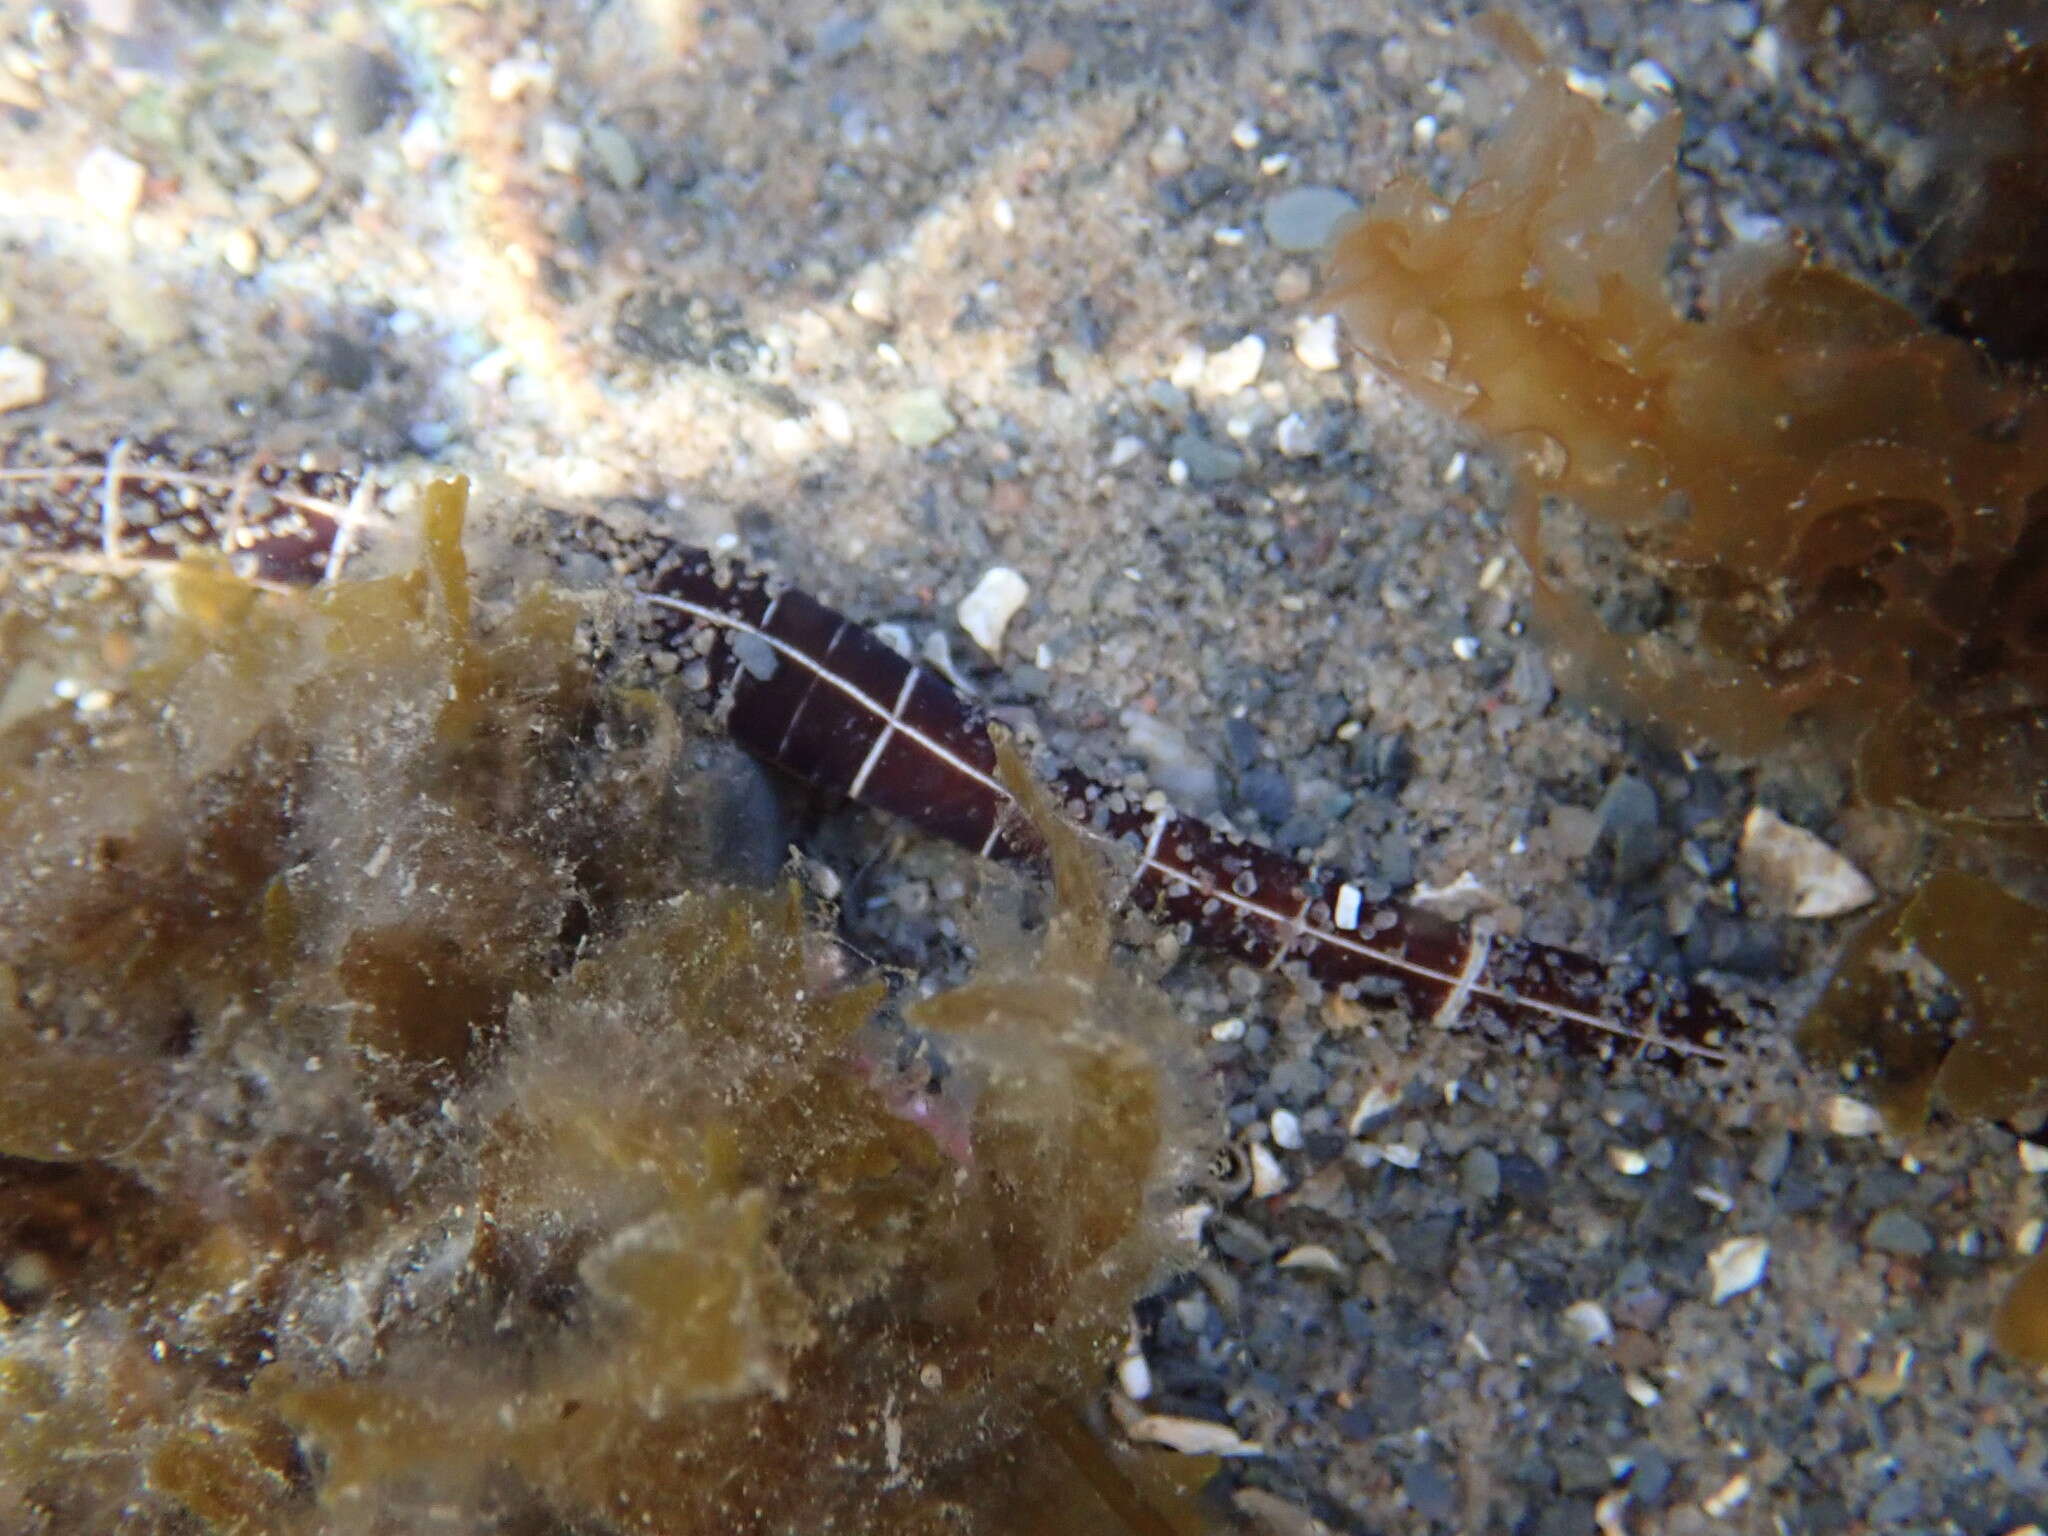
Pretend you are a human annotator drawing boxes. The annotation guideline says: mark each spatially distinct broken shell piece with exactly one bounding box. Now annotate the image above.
[1409,870,1500,922]
[1706,1235,1770,1304]
[1824,1094,1885,1138]
[1117,1319,1153,1401]
[957,566,1030,657]
[1124,1411,1264,1458]
[1737,807,1878,919]
[1277,1244,1346,1277]
[1562,1299,1615,1346]
[1248,1141,1289,1197]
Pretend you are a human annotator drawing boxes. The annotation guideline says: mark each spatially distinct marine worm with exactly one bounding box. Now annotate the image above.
[0,431,1751,1065]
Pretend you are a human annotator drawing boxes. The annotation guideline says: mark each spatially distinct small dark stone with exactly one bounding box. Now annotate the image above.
[334,45,405,138]
[1349,729,1415,792]
[1209,1213,1275,1265]
[614,288,707,365]
[1864,1208,1935,1258]
[1241,766,1295,825]
[1223,716,1263,772]
[305,331,376,393]
[1682,911,1785,979]
[1158,164,1235,220]
[1335,1400,1377,1438]
[1595,774,1667,886]
[1401,1460,1459,1521]
[1496,1152,1550,1207]
[1627,1446,1674,1506]
[1553,1449,1611,1496]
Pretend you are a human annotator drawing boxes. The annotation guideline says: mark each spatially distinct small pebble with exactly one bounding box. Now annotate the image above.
[1274,412,1315,457]
[1269,1109,1303,1150]
[587,122,644,191]
[1167,432,1245,486]
[1824,1094,1885,1137]
[1276,1244,1345,1276]
[75,144,146,223]
[220,226,261,276]
[1706,1235,1770,1303]
[0,345,49,414]
[1201,335,1266,395]
[1293,314,1341,372]
[1460,1146,1501,1202]
[1148,126,1192,176]
[1607,1146,1650,1177]
[885,388,957,448]
[1865,1208,1934,1258]
[1248,1141,1288,1197]
[1562,1299,1615,1347]
[1262,185,1360,253]
[1124,1411,1261,1458]
[956,566,1029,657]
[1738,806,1877,918]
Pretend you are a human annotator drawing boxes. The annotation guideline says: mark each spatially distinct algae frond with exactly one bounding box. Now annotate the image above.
[0,480,1212,1533]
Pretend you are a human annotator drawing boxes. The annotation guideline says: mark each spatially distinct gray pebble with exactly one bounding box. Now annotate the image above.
[1554,1449,1612,1495]
[1263,185,1361,252]
[814,12,868,58]
[1460,1146,1502,1203]
[1401,1460,1459,1522]
[1209,1213,1275,1265]
[1628,1446,1674,1506]
[1169,431,1246,484]
[1865,1208,1935,1258]
[1242,765,1295,825]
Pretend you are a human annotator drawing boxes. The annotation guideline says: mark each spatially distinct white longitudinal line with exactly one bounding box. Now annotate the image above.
[635,587,1724,1064]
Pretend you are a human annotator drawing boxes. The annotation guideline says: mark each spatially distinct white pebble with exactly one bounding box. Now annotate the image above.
[1700,1471,1752,1518]
[1824,1094,1885,1138]
[1378,1142,1421,1170]
[988,194,1016,233]
[1411,114,1439,151]
[1200,334,1266,396]
[1451,635,1481,662]
[486,52,553,103]
[1738,806,1877,918]
[0,345,49,414]
[956,567,1029,657]
[1269,1109,1303,1150]
[1293,314,1341,372]
[1706,1235,1770,1304]
[1276,1244,1345,1276]
[75,144,145,223]
[2021,1141,2048,1175]
[1248,1141,1288,1197]
[1623,1373,1662,1407]
[220,226,261,276]
[1274,413,1315,458]
[1107,433,1146,468]
[849,286,893,323]
[1117,1323,1153,1401]
[1148,125,1191,176]
[1628,59,1676,95]
[1209,1015,1246,1043]
[1562,1299,1615,1347]
[1607,1146,1650,1177]
[1124,1412,1262,1458]
[1348,1082,1400,1134]
[1230,117,1261,150]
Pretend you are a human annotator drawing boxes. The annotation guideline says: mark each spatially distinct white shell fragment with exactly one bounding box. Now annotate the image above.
[1737,807,1878,919]
[1200,334,1266,395]
[1706,1235,1771,1304]
[1124,1412,1263,1458]
[1277,1244,1346,1276]
[1824,1094,1886,1138]
[0,346,48,415]
[1117,1320,1153,1401]
[1248,1141,1289,1198]
[1562,1299,1615,1347]
[956,566,1030,657]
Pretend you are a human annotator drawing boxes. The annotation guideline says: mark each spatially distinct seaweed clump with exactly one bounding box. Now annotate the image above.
[0,481,1210,1533]
[1326,39,2048,1344]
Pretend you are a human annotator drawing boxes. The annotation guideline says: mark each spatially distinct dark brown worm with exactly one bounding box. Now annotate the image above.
[1,431,1752,1065]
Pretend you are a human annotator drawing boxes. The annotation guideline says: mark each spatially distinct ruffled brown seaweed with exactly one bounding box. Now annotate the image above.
[1328,44,2048,1350]
[0,482,1211,1533]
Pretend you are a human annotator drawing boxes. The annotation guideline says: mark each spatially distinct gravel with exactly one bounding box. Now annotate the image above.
[5,2,2039,1532]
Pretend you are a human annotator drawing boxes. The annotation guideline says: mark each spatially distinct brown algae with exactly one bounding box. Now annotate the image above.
[0,480,1212,1533]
